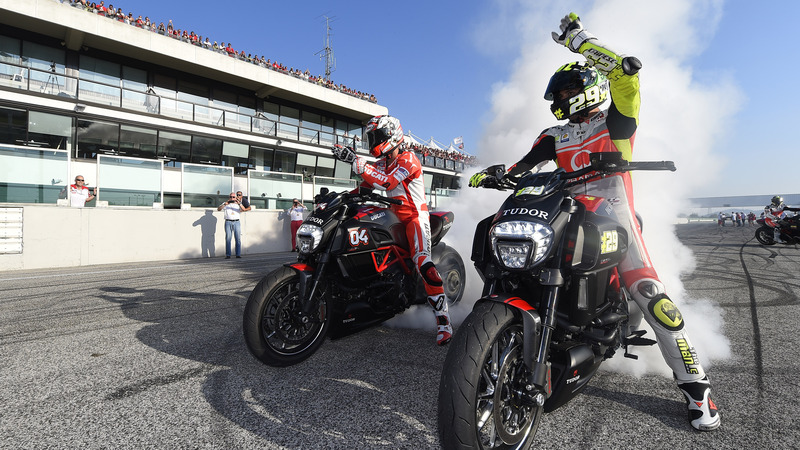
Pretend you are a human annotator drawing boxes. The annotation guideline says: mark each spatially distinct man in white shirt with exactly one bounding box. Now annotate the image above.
[68,175,96,208]
[217,192,245,258]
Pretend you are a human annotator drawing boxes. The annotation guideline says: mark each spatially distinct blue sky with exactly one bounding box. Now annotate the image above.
[122,0,797,198]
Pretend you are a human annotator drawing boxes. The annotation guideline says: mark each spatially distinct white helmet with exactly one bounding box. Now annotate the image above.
[363,115,404,157]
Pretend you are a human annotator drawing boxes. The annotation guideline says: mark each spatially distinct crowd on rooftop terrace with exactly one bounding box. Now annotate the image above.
[63,0,378,103]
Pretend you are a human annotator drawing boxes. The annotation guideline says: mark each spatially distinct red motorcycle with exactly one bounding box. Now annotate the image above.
[755,215,800,245]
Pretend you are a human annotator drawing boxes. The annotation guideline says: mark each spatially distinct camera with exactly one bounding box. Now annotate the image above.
[228,200,236,204]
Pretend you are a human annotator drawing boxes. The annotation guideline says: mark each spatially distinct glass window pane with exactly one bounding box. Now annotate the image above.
[152,73,176,98]
[79,55,120,86]
[120,125,157,158]
[177,79,208,106]
[158,130,191,165]
[76,119,119,158]
[191,136,222,164]
[22,41,65,73]
[302,111,321,130]
[122,65,147,91]
[273,149,296,173]
[222,141,249,158]
[0,36,21,65]
[262,101,279,121]
[0,106,28,146]
[28,111,72,150]
[251,146,273,171]
[280,106,299,126]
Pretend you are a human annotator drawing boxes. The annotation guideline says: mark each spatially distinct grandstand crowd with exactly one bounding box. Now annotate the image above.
[407,143,477,166]
[58,0,476,167]
[61,0,377,103]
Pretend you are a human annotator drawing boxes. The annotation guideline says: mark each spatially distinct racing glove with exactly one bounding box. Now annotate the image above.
[352,156,367,175]
[331,144,357,163]
[551,12,641,81]
[468,172,488,188]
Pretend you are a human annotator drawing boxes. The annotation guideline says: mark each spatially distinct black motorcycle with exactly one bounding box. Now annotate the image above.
[438,153,674,449]
[755,216,800,245]
[243,188,466,367]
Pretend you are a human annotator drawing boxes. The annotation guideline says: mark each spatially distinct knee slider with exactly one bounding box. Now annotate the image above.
[420,261,443,287]
[646,293,684,332]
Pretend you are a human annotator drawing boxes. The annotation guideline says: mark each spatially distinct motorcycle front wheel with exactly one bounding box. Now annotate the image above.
[755,226,775,245]
[438,301,543,450]
[243,266,330,367]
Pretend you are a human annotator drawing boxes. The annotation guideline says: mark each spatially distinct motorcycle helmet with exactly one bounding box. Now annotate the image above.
[771,195,783,207]
[545,61,609,120]
[363,115,404,157]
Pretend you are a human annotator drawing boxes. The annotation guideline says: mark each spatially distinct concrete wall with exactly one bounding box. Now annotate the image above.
[0,204,297,271]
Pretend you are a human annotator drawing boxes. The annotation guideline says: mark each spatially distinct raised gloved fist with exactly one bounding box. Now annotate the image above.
[353,156,366,175]
[468,172,488,188]
[331,144,357,163]
[551,12,595,53]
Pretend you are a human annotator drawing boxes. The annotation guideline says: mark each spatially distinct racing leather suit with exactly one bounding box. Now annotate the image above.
[764,202,800,241]
[506,37,707,383]
[356,150,447,305]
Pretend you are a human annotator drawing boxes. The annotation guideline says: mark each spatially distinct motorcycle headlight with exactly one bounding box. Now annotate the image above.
[296,224,324,254]
[491,221,554,269]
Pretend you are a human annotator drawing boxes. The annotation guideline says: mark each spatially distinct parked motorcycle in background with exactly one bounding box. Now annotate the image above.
[243,188,466,367]
[438,153,676,449]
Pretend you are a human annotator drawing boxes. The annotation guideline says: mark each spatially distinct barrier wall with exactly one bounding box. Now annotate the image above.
[0,205,296,271]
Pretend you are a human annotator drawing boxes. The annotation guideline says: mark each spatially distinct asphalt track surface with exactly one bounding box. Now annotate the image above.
[1,222,799,449]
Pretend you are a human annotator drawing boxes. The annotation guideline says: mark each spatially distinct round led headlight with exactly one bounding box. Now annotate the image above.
[490,220,554,269]
[296,223,324,254]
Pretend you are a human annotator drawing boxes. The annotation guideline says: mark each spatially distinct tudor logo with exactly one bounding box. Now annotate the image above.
[501,208,549,220]
[570,149,592,170]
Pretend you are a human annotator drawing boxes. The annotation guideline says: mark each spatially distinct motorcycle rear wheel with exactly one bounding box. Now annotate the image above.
[438,301,542,449]
[243,266,330,367]
[435,246,466,304]
[755,226,775,245]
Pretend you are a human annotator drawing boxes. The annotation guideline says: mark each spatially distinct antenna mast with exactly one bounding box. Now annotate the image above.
[315,16,336,81]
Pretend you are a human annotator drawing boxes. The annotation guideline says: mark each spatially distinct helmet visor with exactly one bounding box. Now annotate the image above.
[365,128,391,152]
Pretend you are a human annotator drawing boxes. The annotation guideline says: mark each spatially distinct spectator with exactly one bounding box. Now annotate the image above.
[286,198,307,251]
[217,192,245,259]
[236,191,251,212]
[66,175,97,208]
[717,211,725,227]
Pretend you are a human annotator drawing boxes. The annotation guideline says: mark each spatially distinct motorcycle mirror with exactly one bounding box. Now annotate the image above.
[484,164,506,180]
[590,152,624,169]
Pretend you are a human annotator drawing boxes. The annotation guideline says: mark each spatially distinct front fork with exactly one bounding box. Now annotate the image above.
[527,268,564,399]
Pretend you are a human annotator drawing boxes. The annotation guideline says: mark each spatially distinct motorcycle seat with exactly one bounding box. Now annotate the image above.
[430,211,454,245]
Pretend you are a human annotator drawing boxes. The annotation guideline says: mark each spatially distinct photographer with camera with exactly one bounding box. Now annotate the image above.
[286,198,307,252]
[217,192,245,259]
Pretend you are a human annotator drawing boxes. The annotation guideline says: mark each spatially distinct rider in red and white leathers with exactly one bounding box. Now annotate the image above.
[333,115,453,346]
[469,13,719,431]
[764,195,800,243]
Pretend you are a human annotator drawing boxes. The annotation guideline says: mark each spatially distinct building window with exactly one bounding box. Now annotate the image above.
[28,111,72,150]
[273,149,296,173]
[76,119,119,158]
[120,125,157,158]
[251,146,274,171]
[190,135,222,164]
[0,106,28,146]
[158,130,191,166]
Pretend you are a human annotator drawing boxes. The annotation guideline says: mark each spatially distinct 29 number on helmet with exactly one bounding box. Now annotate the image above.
[569,84,607,116]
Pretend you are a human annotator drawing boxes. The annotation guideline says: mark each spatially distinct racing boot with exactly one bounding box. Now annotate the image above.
[428,294,452,346]
[676,375,720,431]
[774,228,785,244]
